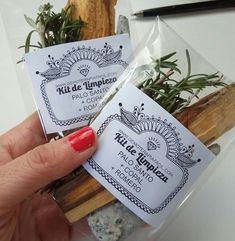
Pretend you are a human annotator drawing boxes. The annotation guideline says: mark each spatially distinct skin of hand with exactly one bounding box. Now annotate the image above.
[0,113,97,241]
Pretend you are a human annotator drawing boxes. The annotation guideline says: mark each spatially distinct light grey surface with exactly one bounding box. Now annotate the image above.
[0,1,235,241]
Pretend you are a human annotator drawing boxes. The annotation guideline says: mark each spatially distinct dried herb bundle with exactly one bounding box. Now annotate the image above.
[20,3,85,53]
[138,51,225,115]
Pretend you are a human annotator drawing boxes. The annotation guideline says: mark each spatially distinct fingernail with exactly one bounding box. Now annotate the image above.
[68,127,96,152]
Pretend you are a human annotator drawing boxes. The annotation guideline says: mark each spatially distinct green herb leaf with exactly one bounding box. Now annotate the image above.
[25,30,37,53]
[21,4,85,53]
[139,50,225,115]
[24,15,37,28]
[186,49,191,77]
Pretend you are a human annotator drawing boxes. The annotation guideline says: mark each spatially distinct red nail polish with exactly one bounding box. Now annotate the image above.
[68,127,96,152]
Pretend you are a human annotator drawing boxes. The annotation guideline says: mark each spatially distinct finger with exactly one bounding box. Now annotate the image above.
[0,127,97,209]
[33,194,70,241]
[0,113,46,163]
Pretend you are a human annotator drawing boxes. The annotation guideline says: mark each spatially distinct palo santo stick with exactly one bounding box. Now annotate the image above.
[54,169,115,221]
[176,83,235,145]
[54,84,235,223]
[106,0,118,35]
[66,0,117,40]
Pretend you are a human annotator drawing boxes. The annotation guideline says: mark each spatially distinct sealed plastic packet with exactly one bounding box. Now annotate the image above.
[19,2,134,224]
[0,0,130,181]
[0,0,134,232]
[72,18,235,241]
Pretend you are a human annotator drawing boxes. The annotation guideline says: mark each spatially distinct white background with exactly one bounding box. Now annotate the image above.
[0,0,235,241]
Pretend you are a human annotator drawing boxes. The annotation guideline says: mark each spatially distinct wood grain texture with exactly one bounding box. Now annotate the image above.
[66,0,117,40]
[65,188,115,223]
[54,169,115,222]
[176,84,235,145]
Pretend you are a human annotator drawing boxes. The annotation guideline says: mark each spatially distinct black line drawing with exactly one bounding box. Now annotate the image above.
[147,137,160,151]
[77,64,90,77]
[88,103,201,214]
[37,43,128,126]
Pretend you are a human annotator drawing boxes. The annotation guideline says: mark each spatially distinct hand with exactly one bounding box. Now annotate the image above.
[0,113,97,241]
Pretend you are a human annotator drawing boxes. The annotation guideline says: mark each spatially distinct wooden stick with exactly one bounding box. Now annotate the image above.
[66,0,117,40]
[176,84,235,145]
[54,170,115,222]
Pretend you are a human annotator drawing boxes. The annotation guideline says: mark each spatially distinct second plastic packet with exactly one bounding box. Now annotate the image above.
[69,18,235,241]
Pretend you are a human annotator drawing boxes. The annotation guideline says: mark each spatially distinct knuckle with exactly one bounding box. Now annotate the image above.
[26,145,58,180]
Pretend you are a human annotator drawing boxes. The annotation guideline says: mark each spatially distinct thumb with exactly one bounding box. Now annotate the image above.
[0,127,97,209]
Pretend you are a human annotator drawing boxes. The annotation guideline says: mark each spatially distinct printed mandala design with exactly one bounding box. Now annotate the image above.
[36,43,128,80]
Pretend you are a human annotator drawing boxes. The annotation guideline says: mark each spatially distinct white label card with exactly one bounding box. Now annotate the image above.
[25,34,132,134]
[84,83,215,227]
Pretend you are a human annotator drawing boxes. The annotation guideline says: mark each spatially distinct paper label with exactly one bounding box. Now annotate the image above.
[84,83,215,227]
[25,34,132,134]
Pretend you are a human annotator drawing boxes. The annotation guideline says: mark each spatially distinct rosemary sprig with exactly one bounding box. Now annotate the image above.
[19,3,85,53]
[138,50,226,115]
